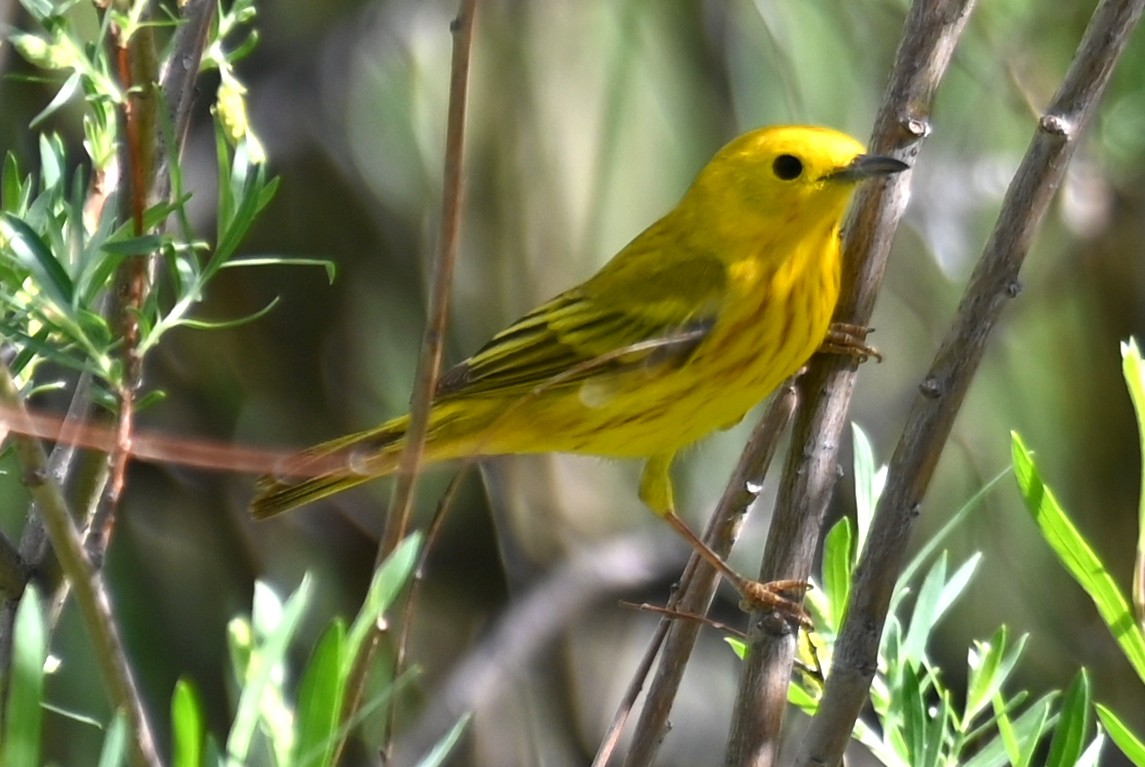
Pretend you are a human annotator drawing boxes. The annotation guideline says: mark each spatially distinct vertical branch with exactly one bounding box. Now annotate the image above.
[614,382,798,767]
[94,5,160,548]
[379,0,478,561]
[334,3,478,762]
[723,1,976,764]
[794,1,1145,764]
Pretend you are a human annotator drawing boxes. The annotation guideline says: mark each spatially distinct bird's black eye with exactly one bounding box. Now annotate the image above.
[772,154,803,180]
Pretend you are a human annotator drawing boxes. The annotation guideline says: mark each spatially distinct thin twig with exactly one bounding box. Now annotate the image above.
[0,364,160,767]
[616,381,798,767]
[335,1,478,760]
[794,1,1145,764]
[724,1,976,764]
[380,0,478,561]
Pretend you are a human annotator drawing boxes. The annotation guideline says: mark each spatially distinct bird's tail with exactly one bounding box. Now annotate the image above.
[249,416,410,520]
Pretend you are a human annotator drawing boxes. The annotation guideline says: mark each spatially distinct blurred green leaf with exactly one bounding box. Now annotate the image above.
[294,618,346,767]
[2,212,75,308]
[97,711,129,767]
[171,678,205,767]
[1012,431,1145,683]
[227,576,313,764]
[2,585,47,767]
[820,516,852,634]
[901,552,947,667]
[345,534,421,678]
[852,422,884,557]
[1120,339,1145,629]
[416,712,471,767]
[1045,669,1091,767]
[1096,702,1145,765]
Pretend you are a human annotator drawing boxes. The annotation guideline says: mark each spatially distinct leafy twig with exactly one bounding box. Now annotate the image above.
[793,0,1145,764]
[724,1,976,763]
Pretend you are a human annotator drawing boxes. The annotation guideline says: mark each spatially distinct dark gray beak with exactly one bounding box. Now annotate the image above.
[829,154,910,182]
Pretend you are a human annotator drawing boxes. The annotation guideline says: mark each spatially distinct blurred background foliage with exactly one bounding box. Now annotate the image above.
[2,0,1145,764]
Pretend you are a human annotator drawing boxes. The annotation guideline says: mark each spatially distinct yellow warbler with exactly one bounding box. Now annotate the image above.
[251,125,906,597]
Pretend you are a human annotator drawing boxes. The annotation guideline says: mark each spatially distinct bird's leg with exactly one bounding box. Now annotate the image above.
[820,322,882,363]
[639,454,810,627]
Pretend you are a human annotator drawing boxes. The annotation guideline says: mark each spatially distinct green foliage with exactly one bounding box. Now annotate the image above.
[0,534,468,766]
[778,424,1105,766]
[1005,336,1145,765]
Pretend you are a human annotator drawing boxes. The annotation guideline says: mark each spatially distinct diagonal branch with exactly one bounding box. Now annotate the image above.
[615,381,798,767]
[794,1,1145,763]
[0,362,160,767]
[724,1,977,764]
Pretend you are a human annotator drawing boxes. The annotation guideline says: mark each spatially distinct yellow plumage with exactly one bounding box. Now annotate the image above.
[251,125,906,534]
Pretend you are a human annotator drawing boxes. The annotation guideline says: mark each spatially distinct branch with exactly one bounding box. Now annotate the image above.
[0,363,160,767]
[724,1,976,764]
[380,0,477,560]
[336,1,478,761]
[794,1,1145,763]
[615,381,798,767]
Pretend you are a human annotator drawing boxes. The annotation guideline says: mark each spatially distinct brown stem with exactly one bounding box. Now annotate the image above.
[723,1,977,764]
[380,0,478,561]
[0,364,160,767]
[335,2,479,761]
[794,1,1145,764]
[617,381,798,767]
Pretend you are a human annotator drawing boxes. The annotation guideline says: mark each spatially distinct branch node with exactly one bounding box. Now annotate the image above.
[1006,279,1023,298]
[918,376,943,399]
[903,116,930,138]
[1040,113,1072,136]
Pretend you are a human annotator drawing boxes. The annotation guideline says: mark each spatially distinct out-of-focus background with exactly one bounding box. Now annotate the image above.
[2,0,1145,764]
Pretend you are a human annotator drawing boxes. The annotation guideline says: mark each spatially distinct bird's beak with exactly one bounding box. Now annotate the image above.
[828,154,910,182]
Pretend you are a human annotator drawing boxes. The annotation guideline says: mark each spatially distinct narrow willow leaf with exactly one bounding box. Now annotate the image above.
[1045,669,1091,767]
[1096,702,1145,766]
[1012,432,1145,683]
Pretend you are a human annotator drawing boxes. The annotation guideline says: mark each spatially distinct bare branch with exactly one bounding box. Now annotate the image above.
[724,1,977,764]
[617,381,798,767]
[381,0,478,560]
[795,0,1145,764]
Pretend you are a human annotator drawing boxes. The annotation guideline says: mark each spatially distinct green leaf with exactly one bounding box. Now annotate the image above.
[965,626,1012,725]
[725,636,747,660]
[171,678,205,767]
[100,234,165,256]
[97,710,129,767]
[901,552,949,667]
[294,619,347,767]
[415,713,471,767]
[1120,339,1145,631]
[2,586,47,767]
[852,422,885,557]
[1045,669,1091,767]
[2,212,75,308]
[227,576,314,763]
[345,534,421,677]
[1012,431,1145,683]
[1096,702,1145,766]
[2,152,22,212]
[820,516,853,633]
[220,256,337,284]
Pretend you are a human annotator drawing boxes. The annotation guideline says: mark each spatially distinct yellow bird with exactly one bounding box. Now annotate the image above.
[251,125,906,601]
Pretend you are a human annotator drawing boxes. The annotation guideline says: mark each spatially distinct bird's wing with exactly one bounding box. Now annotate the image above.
[437,237,729,400]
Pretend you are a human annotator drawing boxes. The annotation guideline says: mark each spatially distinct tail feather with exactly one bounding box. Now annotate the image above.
[249,417,409,520]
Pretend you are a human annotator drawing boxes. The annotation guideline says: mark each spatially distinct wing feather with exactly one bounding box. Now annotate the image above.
[437,231,729,399]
